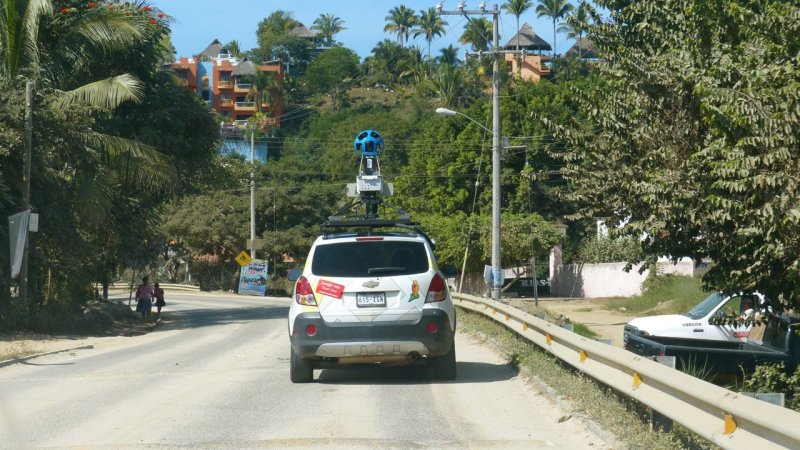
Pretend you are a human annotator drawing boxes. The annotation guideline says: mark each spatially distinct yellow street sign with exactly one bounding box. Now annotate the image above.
[235,251,252,267]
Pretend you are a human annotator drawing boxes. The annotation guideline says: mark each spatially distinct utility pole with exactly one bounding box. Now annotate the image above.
[20,81,34,306]
[439,3,515,301]
[250,125,256,259]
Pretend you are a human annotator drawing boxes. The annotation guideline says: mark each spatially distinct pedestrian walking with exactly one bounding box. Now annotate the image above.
[154,282,166,322]
[135,276,154,322]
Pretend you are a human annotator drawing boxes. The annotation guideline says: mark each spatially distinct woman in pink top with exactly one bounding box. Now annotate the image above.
[135,276,154,322]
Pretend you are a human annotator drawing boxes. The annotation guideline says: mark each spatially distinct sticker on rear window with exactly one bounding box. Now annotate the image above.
[317,279,345,299]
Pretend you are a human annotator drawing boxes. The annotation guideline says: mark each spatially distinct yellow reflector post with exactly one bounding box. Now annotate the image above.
[724,414,737,434]
[579,350,587,362]
[545,334,552,345]
[633,372,642,389]
[505,313,510,321]
[522,323,528,331]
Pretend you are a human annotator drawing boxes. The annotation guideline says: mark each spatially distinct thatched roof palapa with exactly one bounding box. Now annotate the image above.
[289,24,317,39]
[232,58,257,77]
[565,37,597,59]
[199,38,224,59]
[503,23,551,52]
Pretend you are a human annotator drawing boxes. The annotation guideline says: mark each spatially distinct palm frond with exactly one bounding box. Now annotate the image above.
[53,74,143,110]
[83,132,175,192]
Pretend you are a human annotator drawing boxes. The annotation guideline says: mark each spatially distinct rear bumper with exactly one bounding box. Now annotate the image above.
[290,309,454,359]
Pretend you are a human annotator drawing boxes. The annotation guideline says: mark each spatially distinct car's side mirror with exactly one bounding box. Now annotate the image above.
[440,264,458,278]
[287,268,303,282]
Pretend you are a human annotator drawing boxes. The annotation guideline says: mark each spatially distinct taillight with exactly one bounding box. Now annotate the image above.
[306,324,317,336]
[426,322,438,334]
[295,276,317,306]
[425,274,447,303]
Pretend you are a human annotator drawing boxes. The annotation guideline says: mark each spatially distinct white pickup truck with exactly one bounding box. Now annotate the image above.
[624,292,767,343]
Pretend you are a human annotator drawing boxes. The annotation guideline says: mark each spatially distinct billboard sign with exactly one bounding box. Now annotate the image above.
[238,259,268,296]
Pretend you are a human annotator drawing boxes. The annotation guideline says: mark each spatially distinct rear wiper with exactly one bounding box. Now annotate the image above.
[367,267,405,274]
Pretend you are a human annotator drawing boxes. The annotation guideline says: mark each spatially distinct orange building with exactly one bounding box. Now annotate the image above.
[502,23,552,82]
[171,39,284,128]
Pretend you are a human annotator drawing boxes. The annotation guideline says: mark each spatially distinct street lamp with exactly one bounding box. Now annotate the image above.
[436,107,503,301]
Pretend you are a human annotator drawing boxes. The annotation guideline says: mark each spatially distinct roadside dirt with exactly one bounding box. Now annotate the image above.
[508,296,634,347]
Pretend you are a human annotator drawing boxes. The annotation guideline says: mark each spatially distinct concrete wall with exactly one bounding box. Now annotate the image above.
[549,248,695,298]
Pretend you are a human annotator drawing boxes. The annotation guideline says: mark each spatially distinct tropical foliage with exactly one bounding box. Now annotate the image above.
[546,0,800,309]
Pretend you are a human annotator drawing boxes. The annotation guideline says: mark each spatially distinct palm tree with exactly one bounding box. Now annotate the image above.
[503,0,533,71]
[398,46,426,86]
[384,5,417,46]
[413,7,448,74]
[438,44,460,67]
[558,1,592,58]
[536,0,574,57]
[459,17,492,52]
[311,13,345,47]
[246,70,280,116]
[0,0,169,186]
[226,40,242,57]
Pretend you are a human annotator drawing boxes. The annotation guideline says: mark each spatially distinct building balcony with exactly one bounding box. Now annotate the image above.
[234,82,252,93]
[219,99,234,107]
[235,101,256,111]
[218,80,234,89]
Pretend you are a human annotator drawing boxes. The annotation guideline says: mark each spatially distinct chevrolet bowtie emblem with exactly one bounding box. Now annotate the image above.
[362,281,379,288]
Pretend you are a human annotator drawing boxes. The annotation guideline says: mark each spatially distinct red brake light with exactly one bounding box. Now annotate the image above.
[426,321,438,334]
[425,274,447,303]
[305,324,317,336]
[295,276,317,306]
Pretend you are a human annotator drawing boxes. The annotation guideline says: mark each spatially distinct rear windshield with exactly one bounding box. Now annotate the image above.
[312,240,429,277]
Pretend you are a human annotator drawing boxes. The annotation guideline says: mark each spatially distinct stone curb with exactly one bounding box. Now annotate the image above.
[0,345,95,368]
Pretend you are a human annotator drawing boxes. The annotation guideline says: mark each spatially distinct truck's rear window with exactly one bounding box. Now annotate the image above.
[311,241,429,277]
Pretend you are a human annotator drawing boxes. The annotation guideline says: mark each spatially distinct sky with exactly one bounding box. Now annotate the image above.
[150,0,579,62]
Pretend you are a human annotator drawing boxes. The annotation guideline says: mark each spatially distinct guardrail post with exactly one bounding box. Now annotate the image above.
[651,356,676,432]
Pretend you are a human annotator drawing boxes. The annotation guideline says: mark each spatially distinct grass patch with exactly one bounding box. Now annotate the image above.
[0,341,39,361]
[572,322,599,339]
[605,275,710,315]
[457,308,713,450]
[574,307,594,312]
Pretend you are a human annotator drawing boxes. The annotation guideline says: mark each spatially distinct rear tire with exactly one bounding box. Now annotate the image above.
[433,344,456,380]
[290,347,313,383]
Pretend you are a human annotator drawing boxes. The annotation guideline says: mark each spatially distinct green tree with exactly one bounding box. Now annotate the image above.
[459,17,492,52]
[384,4,417,46]
[363,39,408,85]
[254,10,311,74]
[245,70,280,116]
[438,44,460,67]
[225,39,242,56]
[311,13,345,47]
[547,0,800,308]
[305,47,359,111]
[535,0,573,56]
[558,1,592,58]
[412,7,448,71]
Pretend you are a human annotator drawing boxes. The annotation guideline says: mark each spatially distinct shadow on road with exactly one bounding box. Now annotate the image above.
[316,360,517,385]
[152,305,289,332]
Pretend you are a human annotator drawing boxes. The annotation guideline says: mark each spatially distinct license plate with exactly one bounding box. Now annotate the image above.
[356,292,386,307]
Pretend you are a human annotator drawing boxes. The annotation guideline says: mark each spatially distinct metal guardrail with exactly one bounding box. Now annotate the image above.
[109,283,199,292]
[452,293,800,450]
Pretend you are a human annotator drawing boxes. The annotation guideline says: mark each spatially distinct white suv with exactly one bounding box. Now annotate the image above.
[287,230,457,383]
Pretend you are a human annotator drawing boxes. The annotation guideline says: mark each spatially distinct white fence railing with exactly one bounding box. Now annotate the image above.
[452,293,800,450]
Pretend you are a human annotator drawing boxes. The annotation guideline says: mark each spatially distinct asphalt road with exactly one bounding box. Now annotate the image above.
[0,292,610,449]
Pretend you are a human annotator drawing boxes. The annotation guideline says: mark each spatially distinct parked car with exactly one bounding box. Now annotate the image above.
[624,291,768,343]
[287,229,458,383]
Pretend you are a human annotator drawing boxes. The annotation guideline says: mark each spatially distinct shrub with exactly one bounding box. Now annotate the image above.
[743,362,800,411]
[575,236,643,264]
